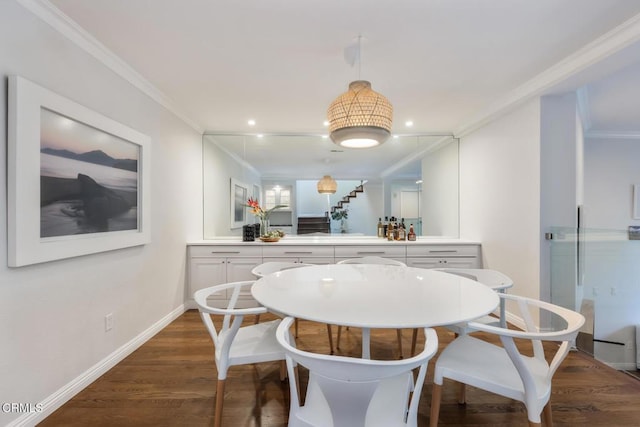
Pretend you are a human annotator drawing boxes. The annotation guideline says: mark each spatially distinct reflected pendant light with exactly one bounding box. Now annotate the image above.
[317,175,337,194]
[327,80,393,148]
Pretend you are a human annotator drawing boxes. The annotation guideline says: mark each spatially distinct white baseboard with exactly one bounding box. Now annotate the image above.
[8,304,186,427]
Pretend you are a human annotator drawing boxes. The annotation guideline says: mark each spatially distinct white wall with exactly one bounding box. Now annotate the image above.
[459,99,542,301]
[584,138,640,229]
[421,142,459,237]
[0,2,202,425]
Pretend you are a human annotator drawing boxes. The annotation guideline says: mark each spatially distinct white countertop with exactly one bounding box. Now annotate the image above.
[188,236,480,246]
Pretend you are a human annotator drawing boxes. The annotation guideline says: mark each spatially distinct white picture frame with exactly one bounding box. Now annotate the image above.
[634,185,640,220]
[8,75,151,267]
[230,178,249,229]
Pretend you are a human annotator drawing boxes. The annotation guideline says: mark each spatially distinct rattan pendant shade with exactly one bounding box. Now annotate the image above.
[327,80,393,148]
[317,175,337,194]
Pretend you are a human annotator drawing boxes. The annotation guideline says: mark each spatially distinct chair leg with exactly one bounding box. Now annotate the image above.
[327,324,334,354]
[295,318,299,338]
[410,328,418,357]
[279,360,287,381]
[528,422,541,427]
[214,379,226,427]
[336,325,342,351]
[543,400,553,426]
[457,382,466,404]
[396,329,404,359]
[430,383,442,427]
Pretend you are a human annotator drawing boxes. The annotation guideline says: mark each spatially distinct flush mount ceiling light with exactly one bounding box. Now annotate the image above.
[317,175,337,194]
[327,37,393,149]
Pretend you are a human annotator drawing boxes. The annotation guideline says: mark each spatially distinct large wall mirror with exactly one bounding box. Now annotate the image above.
[203,133,459,238]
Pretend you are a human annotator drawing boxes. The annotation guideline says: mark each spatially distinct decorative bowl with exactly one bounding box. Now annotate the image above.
[259,236,280,243]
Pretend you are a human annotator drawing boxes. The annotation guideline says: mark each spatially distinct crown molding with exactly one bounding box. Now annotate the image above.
[379,135,455,178]
[17,0,203,133]
[207,138,261,177]
[454,12,640,138]
[585,130,640,140]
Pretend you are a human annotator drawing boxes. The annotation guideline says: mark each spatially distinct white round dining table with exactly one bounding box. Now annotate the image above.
[251,264,500,358]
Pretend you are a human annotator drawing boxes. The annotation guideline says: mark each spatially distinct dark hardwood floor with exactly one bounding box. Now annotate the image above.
[41,310,640,426]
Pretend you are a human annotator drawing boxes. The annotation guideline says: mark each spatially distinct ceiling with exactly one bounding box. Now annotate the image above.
[45,0,640,179]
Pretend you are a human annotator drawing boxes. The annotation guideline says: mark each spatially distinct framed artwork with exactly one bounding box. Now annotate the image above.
[634,185,640,219]
[8,75,151,267]
[230,178,249,229]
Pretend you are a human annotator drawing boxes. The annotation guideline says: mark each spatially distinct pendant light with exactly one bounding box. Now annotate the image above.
[317,175,337,194]
[327,36,393,148]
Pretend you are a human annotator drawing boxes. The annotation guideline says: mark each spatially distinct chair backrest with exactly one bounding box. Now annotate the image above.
[194,281,266,364]
[251,261,313,278]
[276,316,437,427]
[467,293,585,384]
[433,267,513,291]
[337,256,406,267]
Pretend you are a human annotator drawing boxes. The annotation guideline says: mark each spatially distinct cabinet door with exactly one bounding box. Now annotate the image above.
[226,257,263,302]
[189,257,227,300]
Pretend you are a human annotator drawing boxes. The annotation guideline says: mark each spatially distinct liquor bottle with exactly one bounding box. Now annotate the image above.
[387,221,394,241]
[377,217,384,238]
[407,224,416,241]
[383,216,389,237]
[398,221,406,241]
[393,217,400,240]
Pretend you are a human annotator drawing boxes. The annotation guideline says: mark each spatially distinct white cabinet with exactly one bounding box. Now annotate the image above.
[406,245,481,269]
[187,241,482,307]
[187,246,262,308]
[334,245,406,264]
[262,245,334,265]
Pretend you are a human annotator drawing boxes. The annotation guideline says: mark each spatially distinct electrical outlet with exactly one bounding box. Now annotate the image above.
[105,313,114,332]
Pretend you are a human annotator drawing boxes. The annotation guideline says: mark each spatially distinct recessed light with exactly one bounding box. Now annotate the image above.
[393,135,399,139]
[405,120,413,127]
[256,134,263,138]
[323,120,329,127]
[322,135,329,139]
[248,119,256,126]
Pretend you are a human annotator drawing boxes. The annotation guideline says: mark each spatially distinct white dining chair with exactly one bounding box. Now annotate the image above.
[429,293,585,427]
[335,256,407,358]
[410,267,513,357]
[251,261,336,352]
[276,316,438,427]
[194,281,286,427]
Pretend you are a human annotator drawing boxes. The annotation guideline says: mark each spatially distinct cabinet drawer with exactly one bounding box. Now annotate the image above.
[406,245,479,257]
[189,245,262,258]
[334,245,406,258]
[262,245,334,258]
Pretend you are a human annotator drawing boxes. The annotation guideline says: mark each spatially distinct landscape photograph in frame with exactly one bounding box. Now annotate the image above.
[40,108,140,238]
[8,75,150,267]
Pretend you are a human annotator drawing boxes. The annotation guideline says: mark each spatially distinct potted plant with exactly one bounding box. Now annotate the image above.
[331,209,349,233]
